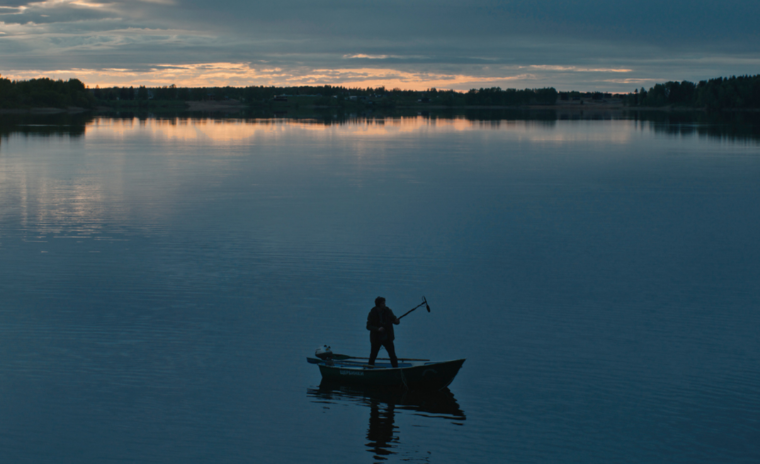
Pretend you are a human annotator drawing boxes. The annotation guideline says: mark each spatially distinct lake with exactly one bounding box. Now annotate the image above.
[1,111,759,463]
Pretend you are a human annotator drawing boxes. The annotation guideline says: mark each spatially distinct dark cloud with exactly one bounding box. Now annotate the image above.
[0,0,33,6]
[1,8,118,25]
[171,0,760,45]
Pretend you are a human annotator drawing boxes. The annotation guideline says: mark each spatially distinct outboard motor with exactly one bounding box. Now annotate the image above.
[315,345,333,360]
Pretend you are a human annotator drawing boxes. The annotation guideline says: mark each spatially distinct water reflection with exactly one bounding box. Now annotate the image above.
[1,110,758,143]
[0,113,89,138]
[2,106,758,464]
[308,383,465,460]
[367,400,397,460]
[637,111,760,143]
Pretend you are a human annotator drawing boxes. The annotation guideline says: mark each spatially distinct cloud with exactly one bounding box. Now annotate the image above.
[527,65,632,73]
[0,1,36,7]
[1,0,759,92]
[5,55,760,93]
[1,62,535,90]
[344,54,390,60]
[0,1,119,25]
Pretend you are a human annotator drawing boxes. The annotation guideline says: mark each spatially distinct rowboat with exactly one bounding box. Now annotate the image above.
[307,354,465,390]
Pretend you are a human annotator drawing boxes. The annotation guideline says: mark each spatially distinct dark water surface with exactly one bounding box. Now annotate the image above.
[1,114,759,463]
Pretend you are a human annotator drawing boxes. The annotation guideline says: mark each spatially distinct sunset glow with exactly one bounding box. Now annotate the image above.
[83,116,635,146]
[3,63,534,91]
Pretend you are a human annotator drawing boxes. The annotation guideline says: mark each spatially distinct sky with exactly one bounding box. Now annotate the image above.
[1,0,759,92]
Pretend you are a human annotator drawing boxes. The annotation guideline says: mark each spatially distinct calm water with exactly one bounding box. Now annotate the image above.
[1,113,759,463]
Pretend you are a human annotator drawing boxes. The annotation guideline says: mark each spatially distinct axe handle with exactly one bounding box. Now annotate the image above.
[398,298,428,320]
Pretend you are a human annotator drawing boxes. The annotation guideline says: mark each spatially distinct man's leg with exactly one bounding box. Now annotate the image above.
[368,341,381,366]
[383,341,398,368]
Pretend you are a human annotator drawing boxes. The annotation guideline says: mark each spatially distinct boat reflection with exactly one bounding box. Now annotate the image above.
[307,382,465,460]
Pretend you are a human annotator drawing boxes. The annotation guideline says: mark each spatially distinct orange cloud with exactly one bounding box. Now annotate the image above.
[527,65,632,73]
[1,63,535,91]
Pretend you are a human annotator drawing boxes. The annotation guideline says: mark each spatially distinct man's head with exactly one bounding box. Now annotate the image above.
[375,296,386,307]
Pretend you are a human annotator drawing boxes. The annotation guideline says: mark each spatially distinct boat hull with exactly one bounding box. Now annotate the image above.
[316,359,465,390]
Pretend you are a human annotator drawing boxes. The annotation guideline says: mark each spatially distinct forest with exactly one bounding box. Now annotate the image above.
[1,78,559,109]
[2,74,760,111]
[0,77,95,108]
[625,74,760,110]
[91,84,559,108]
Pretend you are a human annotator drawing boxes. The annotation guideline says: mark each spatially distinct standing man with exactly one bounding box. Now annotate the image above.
[366,296,400,368]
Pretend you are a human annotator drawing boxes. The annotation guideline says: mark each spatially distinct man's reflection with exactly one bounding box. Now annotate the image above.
[366,400,397,459]
[308,382,465,460]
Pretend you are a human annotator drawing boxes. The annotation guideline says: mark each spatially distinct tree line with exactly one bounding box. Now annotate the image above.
[91,84,560,107]
[0,77,95,108]
[463,87,558,106]
[625,75,760,110]
[4,73,759,111]
[0,77,574,109]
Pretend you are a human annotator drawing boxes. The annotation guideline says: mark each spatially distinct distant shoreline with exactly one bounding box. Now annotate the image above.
[3,100,760,115]
[3,74,758,113]
[0,106,89,115]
